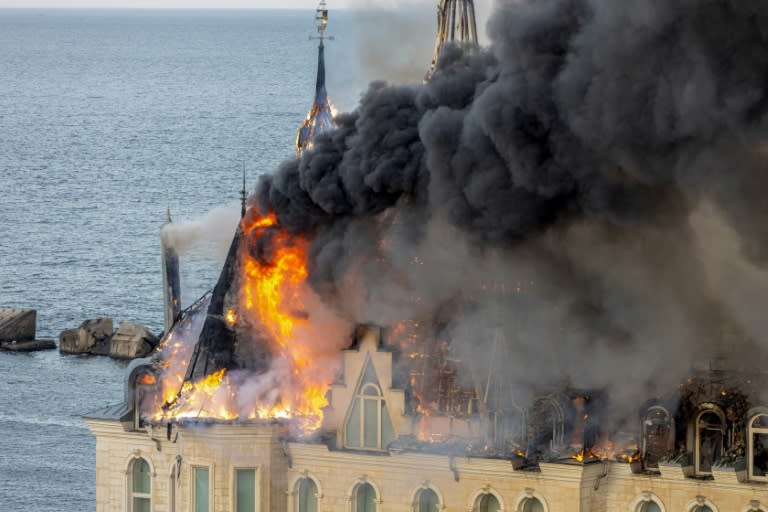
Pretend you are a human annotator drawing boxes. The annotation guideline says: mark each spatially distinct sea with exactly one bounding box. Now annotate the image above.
[0,8,432,511]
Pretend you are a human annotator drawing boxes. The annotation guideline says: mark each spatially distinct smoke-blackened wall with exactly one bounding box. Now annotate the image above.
[252,0,768,419]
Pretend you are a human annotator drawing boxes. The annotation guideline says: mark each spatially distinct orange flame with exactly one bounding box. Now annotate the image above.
[154,210,339,434]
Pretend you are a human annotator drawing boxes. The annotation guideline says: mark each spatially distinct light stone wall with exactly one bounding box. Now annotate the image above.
[85,327,767,512]
[87,418,767,512]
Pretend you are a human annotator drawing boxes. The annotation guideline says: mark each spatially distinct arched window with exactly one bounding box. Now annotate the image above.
[415,488,439,512]
[169,468,176,512]
[695,407,725,475]
[519,497,544,512]
[748,414,768,481]
[642,406,673,469]
[129,458,151,512]
[691,507,713,512]
[528,397,565,457]
[345,360,395,450]
[353,483,377,512]
[476,494,500,512]
[296,478,318,512]
[638,502,662,512]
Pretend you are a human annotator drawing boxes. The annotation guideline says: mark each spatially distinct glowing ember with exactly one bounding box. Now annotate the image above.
[136,373,156,386]
[225,308,237,327]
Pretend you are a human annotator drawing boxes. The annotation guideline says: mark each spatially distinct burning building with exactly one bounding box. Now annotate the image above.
[86,1,768,511]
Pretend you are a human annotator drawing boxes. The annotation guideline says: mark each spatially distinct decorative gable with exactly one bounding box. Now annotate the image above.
[324,326,406,449]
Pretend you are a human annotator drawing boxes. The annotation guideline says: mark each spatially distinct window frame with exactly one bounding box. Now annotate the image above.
[288,473,323,512]
[412,486,441,512]
[126,456,153,512]
[748,413,768,482]
[684,497,719,512]
[694,405,726,476]
[641,405,674,468]
[233,467,259,512]
[630,492,665,512]
[345,382,389,451]
[518,496,546,512]
[192,465,212,512]
[294,476,320,512]
[168,461,178,512]
[351,481,379,512]
[469,488,505,512]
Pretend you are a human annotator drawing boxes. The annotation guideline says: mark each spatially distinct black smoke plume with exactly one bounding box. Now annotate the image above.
[252,0,768,419]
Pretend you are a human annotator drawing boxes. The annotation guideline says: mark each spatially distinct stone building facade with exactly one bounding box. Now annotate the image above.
[85,327,768,512]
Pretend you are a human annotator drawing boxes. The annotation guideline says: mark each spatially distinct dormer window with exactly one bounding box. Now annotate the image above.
[748,413,768,481]
[344,358,395,450]
[528,396,565,457]
[642,406,673,469]
[695,407,725,476]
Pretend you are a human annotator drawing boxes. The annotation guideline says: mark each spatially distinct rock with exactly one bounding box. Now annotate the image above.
[0,308,36,343]
[59,318,113,355]
[0,339,56,352]
[107,322,159,359]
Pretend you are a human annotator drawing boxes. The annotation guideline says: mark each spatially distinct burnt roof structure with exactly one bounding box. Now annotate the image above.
[425,0,478,81]
[183,228,272,382]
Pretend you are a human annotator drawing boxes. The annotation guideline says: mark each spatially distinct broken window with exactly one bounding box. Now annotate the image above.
[129,458,151,512]
[353,483,377,512]
[415,488,439,512]
[296,478,318,512]
[749,414,768,481]
[695,409,725,475]
[345,360,395,450]
[528,397,565,457]
[642,406,673,469]
[520,497,545,512]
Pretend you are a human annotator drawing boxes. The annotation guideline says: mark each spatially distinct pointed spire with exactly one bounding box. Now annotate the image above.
[315,39,327,103]
[296,0,337,156]
[426,0,479,81]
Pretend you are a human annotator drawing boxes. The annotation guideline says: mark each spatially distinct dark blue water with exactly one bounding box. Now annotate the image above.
[0,9,375,511]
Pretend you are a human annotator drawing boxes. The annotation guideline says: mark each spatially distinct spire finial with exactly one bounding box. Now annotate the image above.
[165,199,172,224]
[240,162,247,219]
[315,0,329,42]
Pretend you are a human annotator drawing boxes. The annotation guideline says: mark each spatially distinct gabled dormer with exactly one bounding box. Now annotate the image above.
[324,326,406,451]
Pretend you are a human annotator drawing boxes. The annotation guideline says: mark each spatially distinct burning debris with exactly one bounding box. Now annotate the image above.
[143,208,351,435]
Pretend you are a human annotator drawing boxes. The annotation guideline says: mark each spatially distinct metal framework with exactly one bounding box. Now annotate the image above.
[426,0,478,81]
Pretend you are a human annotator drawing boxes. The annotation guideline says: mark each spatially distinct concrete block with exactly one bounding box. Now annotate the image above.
[59,318,113,354]
[0,308,36,342]
[108,322,159,359]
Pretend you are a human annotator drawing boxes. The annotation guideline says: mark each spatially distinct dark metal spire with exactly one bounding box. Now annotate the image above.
[296,0,336,156]
[160,206,181,333]
[315,39,327,104]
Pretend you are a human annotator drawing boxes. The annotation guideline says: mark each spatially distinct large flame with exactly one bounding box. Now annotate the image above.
[153,210,339,434]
